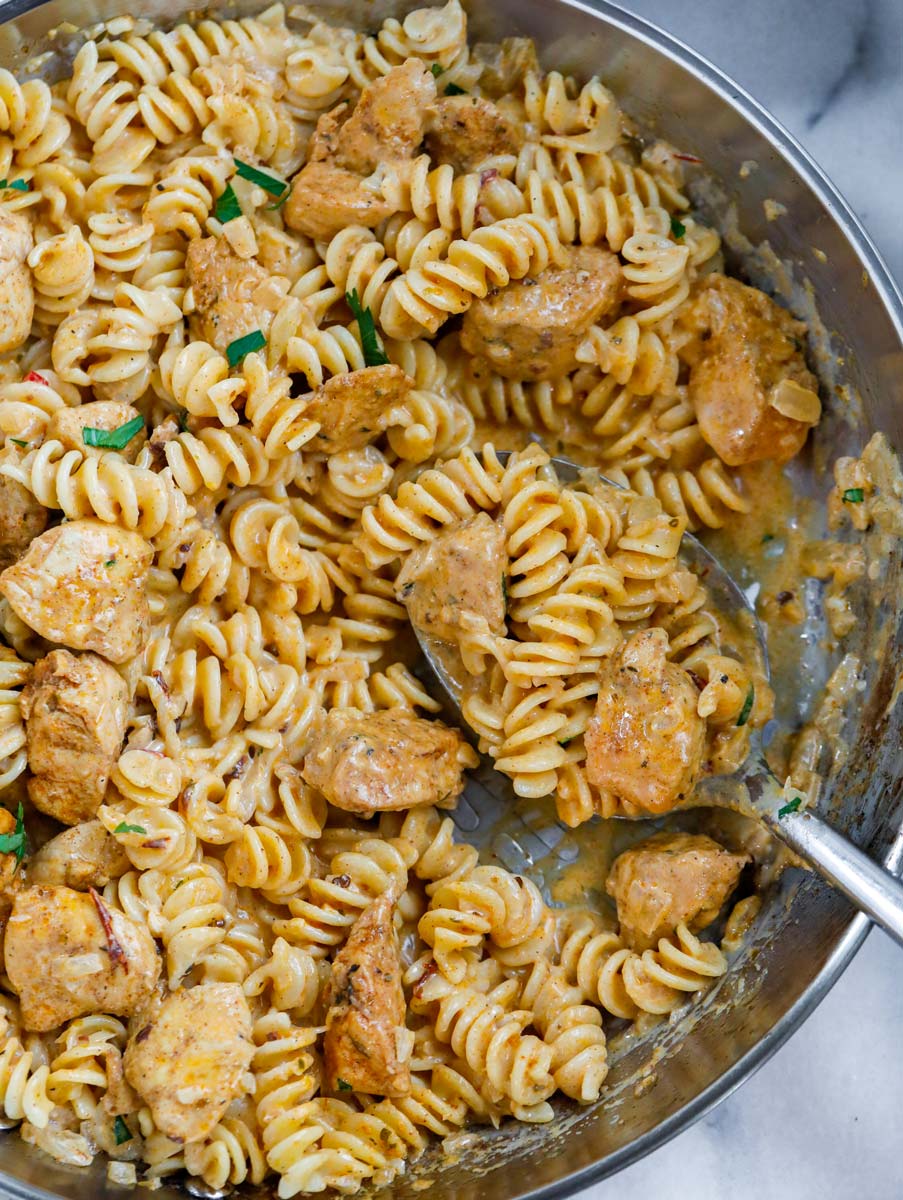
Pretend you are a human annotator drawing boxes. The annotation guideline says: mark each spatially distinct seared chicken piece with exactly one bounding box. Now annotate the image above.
[283,160,397,242]
[607,831,749,951]
[45,401,146,464]
[0,211,34,353]
[4,884,160,1032]
[30,820,130,890]
[186,236,282,355]
[331,59,437,175]
[303,364,412,453]
[585,629,706,815]
[324,889,410,1097]
[0,472,47,571]
[123,983,253,1144]
[396,512,507,644]
[426,95,524,172]
[678,274,820,465]
[22,650,130,824]
[302,707,469,813]
[0,518,153,663]
[460,246,622,380]
[285,61,436,241]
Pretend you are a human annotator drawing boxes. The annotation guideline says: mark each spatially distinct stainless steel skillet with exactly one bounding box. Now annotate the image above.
[0,0,897,1198]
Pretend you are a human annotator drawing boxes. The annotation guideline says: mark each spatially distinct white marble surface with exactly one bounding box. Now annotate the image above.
[576,2,903,1197]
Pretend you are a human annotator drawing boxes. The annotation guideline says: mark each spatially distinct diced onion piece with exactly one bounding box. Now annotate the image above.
[769,378,821,423]
[222,215,258,260]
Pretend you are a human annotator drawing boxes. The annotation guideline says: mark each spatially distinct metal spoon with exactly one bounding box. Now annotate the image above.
[411,452,903,948]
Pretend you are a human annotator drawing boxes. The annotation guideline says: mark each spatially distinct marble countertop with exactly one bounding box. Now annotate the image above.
[574,2,903,1198]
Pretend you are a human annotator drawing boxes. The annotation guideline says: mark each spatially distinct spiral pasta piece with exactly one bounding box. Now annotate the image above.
[379,215,563,340]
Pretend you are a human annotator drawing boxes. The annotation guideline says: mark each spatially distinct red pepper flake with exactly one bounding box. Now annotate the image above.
[151,669,170,698]
[89,887,129,973]
[24,371,48,385]
[412,958,438,1001]
[141,838,167,850]
[673,153,702,163]
[479,168,499,187]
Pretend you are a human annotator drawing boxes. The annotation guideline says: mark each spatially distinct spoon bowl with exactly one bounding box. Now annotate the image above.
[407,450,903,949]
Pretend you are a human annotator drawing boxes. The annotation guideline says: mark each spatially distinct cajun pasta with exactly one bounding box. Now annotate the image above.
[0,0,883,1195]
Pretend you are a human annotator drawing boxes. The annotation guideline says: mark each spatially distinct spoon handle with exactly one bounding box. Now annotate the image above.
[765,808,903,948]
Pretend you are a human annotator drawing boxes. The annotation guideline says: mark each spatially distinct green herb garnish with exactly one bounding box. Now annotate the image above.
[670,216,686,239]
[114,821,146,835]
[0,803,26,867]
[214,182,242,224]
[104,559,116,567]
[177,408,189,433]
[337,1078,353,1092]
[842,487,864,504]
[233,157,288,197]
[736,684,755,727]
[346,289,389,367]
[444,82,466,96]
[0,179,29,193]
[431,63,444,78]
[267,190,290,211]
[777,795,803,819]
[226,329,267,368]
[10,439,27,448]
[113,1117,132,1145]
[82,415,145,450]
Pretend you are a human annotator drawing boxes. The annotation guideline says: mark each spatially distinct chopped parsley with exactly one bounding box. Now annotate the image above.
[113,1116,132,1145]
[9,439,27,448]
[233,157,288,198]
[114,821,146,835]
[177,408,189,433]
[736,684,755,727]
[337,1078,353,1092]
[777,795,803,819]
[842,487,864,504]
[226,329,267,368]
[0,179,28,193]
[346,289,389,367]
[444,82,467,96]
[0,803,26,867]
[82,415,145,450]
[670,216,686,239]
[214,182,242,224]
[104,559,116,567]
[267,190,290,211]
[431,63,444,78]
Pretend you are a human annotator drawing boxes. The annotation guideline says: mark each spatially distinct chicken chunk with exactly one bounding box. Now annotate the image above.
[303,364,412,453]
[0,472,47,571]
[4,884,160,1031]
[0,519,152,663]
[123,983,253,1144]
[678,274,820,466]
[396,512,507,644]
[302,707,469,813]
[426,95,524,173]
[284,160,397,242]
[331,59,437,175]
[324,890,410,1098]
[285,61,436,241]
[186,236,284,356]
[585,629,706,815]
[22,650,130,825]
[30,820,130,890]
[460,246,622,380]
[606,832,749,951]
[45,401,146,464]
[0,211,34,353]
